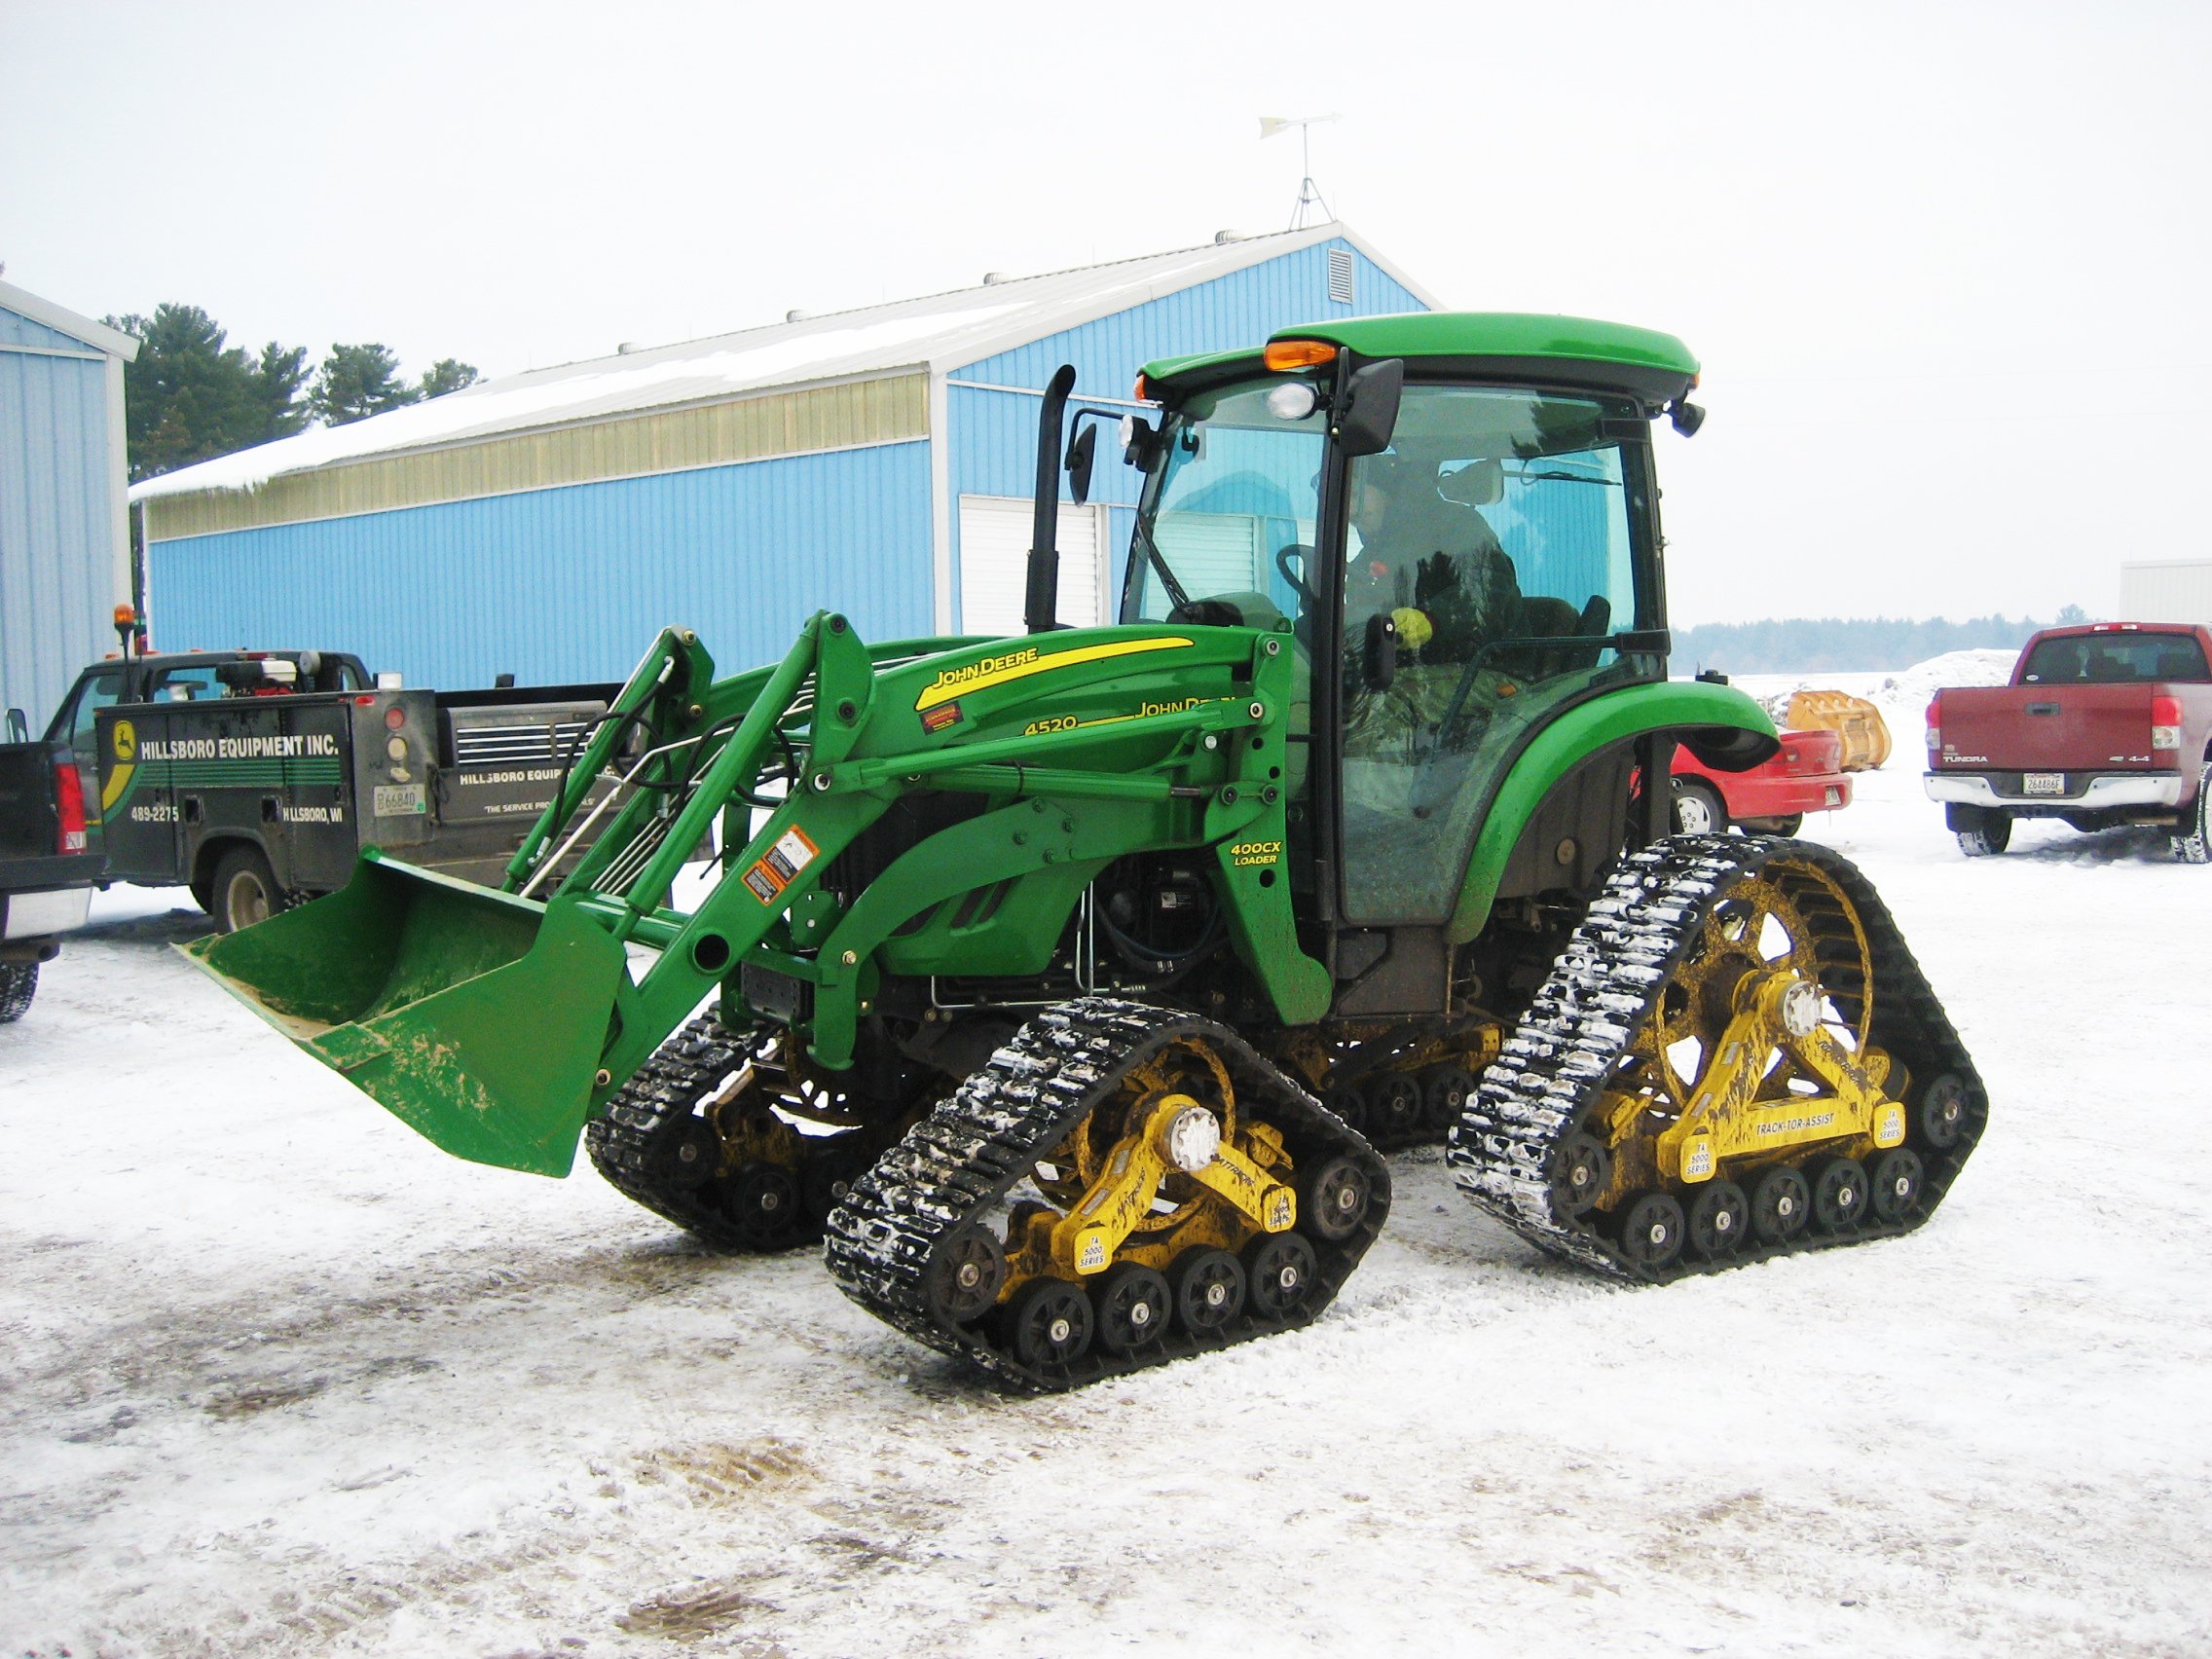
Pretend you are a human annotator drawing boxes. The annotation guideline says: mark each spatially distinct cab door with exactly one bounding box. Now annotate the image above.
[1334,385,1654,929]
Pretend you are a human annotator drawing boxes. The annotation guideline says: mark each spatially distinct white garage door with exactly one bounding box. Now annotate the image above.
[958,496,1108,638]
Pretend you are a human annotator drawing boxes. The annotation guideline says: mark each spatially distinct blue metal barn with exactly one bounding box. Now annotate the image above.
[0,281,137,730]
[132,227,1434,689]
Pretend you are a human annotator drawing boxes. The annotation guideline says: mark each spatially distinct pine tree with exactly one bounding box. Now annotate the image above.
[103,304,310,481]
[310,343,417,425]
[416,357,479,399]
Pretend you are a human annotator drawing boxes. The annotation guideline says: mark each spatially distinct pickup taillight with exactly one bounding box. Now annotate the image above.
[1924,696,1941,753]
[54,758,87,854]
[2151,693,2182,752]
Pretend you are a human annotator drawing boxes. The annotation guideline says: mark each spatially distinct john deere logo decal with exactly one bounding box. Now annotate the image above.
[112,719,135,760]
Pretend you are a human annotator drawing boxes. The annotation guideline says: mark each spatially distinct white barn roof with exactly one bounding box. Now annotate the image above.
[131,223,1435,502]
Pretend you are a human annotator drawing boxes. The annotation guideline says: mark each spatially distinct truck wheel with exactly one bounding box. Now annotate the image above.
[1956,814,2011,858]
[1669,778,1728,836]
[211,846,286,933]
[0,961,36,1023]
[2172,764,2211,865]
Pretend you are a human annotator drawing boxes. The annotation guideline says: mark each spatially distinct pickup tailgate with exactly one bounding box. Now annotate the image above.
[1935,685,2162,771]
[0,744,57,862]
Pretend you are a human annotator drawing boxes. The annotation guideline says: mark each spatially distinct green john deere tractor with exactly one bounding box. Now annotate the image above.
[191,313,1986,1387]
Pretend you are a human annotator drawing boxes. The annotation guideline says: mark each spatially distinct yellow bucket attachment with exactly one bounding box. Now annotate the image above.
[1784,690,1893,771]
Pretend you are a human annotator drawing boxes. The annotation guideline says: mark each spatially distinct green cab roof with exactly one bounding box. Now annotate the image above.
[1144,312,1699,401]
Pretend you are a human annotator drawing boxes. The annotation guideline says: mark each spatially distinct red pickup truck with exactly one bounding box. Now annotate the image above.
[1923,622,2212,861]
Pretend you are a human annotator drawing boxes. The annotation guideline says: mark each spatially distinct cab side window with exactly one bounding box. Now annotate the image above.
[61,671,123,752]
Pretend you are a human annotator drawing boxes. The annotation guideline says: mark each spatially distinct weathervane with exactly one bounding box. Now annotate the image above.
[1259,113,1341,229]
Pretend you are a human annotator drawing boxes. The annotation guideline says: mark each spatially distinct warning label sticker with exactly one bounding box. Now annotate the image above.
[745,825,821,904]
[920,700,964,733]
[766,826,819,882]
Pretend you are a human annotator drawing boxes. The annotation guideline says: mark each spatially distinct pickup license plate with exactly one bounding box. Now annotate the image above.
[2021,772,2065,795]
[374,783,427,817]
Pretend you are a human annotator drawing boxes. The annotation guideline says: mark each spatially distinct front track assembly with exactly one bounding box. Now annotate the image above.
[1451,836,1985,1279]
[825,997,1389,1389]
[584,1014,883,1253]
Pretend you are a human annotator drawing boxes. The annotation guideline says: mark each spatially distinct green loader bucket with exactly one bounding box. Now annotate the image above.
[184,852,631,1176]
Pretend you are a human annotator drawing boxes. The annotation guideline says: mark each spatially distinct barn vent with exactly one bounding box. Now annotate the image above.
[1328,247,1355,306]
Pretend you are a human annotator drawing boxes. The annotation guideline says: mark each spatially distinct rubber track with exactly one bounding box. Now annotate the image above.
[1448,835,1987,1280]
[583,1014,780,1253]
[823,996,1390,1390]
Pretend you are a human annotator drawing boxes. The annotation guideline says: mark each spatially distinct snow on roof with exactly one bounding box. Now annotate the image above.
[133,223,1434,502]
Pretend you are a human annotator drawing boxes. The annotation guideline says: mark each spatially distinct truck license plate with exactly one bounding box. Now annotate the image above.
[374,783,427,816]
[2021,772,2065,795]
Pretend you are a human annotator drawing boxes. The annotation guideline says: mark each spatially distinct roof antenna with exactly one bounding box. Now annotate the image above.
[1259,113,1341,230]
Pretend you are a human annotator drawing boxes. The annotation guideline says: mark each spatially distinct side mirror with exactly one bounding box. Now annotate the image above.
[1065,424,1097,504]
[6,708,26,743]
[1363,610,1399,691]
[1335,358,1405,458]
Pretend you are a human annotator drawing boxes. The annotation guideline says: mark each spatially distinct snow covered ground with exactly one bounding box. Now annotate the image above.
[6,663,2210,1658]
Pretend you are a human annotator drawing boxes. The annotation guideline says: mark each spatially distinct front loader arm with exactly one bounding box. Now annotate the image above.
[185,615,1329,1176]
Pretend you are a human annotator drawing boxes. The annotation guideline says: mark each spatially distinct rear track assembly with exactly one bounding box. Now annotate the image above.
[1451,835,1985,1279]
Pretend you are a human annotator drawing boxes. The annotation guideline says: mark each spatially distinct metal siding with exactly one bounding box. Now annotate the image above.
[945,239,1427,628]
[0,308,94,353]
[2120,562,2212,623]
[148,372,931,538]
[147,442,936,689]
[0,335,122,729]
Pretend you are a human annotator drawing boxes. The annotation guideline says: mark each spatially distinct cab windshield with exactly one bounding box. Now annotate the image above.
[1124,377,1325,627]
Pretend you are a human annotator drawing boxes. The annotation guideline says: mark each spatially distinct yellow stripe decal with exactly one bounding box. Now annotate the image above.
[913,636,1194,711]
[99,763,134,813]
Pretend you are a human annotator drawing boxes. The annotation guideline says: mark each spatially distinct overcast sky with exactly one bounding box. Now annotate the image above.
[6,0,2205,626]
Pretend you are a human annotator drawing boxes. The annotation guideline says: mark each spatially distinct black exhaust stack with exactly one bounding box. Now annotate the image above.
[1023,364,1078,634]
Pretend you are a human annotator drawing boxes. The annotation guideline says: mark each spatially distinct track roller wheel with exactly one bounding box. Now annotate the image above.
[1321,1079,1368,1136]
[723,1161,805,1249]
[1751,1165,1811,1244]
[648,1117,720,1189]
[1686,1180,1751,1259]
[1171,1248,1246,1336]
[928,1227,1006,1325]
[1617,1192,1687,1270]
[1418,1064,1477,1137]
[1242,1232,1319,1321]
[1811,1157,1869,1232]
[1092,1263,1171,1355]
[1549,1131,1611,1215]
[1918,1074,1969,1150]
[1870,1148,1926,1222]
[1300,1156,1375,1243]
[1363,1073,1423,1143]
[801,1139,872,1225]
[1002,1277,1093,1370]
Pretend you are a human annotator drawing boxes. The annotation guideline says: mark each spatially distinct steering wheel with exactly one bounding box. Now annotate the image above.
[1274,542,1318,608]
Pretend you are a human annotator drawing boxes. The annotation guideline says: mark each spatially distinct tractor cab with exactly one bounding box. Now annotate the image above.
[1098,313,1707,1001]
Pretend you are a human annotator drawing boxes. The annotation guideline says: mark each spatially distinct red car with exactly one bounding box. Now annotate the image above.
[1670,728,1852,835]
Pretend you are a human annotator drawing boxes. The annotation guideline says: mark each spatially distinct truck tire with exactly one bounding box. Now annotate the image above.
[2173,763,2211,865]
[0,961,35,1023]
[210,845,287,934]
[1956,813,2011,857]
[1669,778,1728,836]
